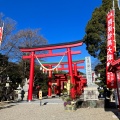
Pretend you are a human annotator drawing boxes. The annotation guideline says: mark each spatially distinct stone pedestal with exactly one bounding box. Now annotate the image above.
[79,100,104,108]
[79,84,103,108]
[83,84,99,101]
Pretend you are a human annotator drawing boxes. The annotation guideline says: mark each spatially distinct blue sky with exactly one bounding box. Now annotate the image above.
[0,0,102,73]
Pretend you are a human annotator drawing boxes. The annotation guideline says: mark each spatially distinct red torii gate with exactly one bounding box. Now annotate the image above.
[42,59,85,70]
[42,59,85,96]
[19,40,83,102]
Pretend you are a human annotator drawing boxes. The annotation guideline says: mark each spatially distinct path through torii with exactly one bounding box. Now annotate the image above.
[40,59,85,96]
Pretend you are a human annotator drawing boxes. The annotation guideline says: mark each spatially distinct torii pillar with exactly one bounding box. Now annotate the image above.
[48,65,52,97]
[67,47,75,99]
[74,63,77,94]
[28,51,35,102]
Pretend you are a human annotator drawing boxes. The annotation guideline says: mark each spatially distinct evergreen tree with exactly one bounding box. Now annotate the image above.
[84,0,120,86]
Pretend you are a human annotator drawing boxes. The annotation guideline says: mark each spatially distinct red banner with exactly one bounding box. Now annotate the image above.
[0,26,3,43]
[116,71,120,102]
[106,10,116,88]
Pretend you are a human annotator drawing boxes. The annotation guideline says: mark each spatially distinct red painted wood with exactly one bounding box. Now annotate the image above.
[22,51,81,59]
[48,65,52,97]
[67,47,75,99]
[28,52,35,101]
[42,60,84,66]
[19,41,83,52]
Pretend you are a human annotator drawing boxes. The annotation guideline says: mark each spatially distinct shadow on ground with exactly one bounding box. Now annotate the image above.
[77,99,120,119]
[104,99,120,119]
[0,104,16,110]
[0,101,17,110]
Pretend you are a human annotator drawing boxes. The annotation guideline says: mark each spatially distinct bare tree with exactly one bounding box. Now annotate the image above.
[0,13,17,53]
[0,13,48,62]
[7,29,48,62]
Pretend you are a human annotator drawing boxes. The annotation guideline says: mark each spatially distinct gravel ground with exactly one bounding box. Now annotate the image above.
[0,103,119,120]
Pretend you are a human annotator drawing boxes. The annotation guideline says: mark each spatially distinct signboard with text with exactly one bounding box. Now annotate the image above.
[85,56,92,86]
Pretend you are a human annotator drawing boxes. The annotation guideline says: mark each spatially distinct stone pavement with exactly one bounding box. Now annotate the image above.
[0,98,120,120]
[21,97,64,104]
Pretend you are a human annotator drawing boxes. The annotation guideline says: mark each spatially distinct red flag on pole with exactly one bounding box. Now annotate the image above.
[0,23,4,46]
[106,10,117,88]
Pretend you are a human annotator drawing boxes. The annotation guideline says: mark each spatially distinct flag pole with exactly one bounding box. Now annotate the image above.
[117,0,120,10]
[112,0,120,109]
[113,0,115,10]
[113,0,116,52]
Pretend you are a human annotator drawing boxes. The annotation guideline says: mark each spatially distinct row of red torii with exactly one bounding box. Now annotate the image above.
[19,40,86,102]
[41,60,86,97]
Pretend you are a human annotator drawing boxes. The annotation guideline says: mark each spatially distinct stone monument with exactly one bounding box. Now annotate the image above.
[82,56,99,101]
[22,78,29,101]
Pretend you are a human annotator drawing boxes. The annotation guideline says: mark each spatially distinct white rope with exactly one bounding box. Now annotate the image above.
[35,53,66,71]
